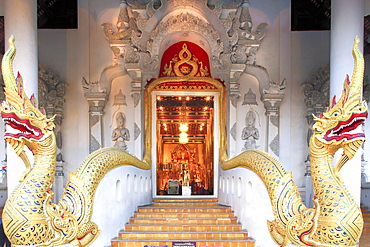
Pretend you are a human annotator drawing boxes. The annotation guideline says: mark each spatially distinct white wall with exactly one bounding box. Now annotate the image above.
[219,168,277,247]
[9,0,364,246]
[34,0,331,197]
[218,2,331,247]
[91,166,152,247]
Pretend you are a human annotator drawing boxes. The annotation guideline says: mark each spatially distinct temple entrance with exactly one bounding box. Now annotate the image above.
[155,95,214,196]
[143,41,227,198]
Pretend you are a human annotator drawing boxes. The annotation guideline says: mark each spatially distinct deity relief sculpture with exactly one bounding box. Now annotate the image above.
[102,0,141,41]
[228,0,268,64]
[112,112,130,151]
[101,0,142,64]
[241,110,259,150]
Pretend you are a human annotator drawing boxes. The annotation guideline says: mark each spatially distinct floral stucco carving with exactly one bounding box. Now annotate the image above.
[147,12,224,60]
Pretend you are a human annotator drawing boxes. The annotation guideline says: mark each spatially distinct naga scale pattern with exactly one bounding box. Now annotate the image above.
[222,37,368,247]
[1,36,150,246]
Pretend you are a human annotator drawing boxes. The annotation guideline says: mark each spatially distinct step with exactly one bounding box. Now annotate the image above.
[118,231,249,240]
[152,199,218,203]
[133,212,235,219]
[129,217,238,225]
[152,202,219,207]
[363,212,370,217]
[124,224,243,232]
[137,206,232,213]
[111,239,255,247]
[112,199,255,247]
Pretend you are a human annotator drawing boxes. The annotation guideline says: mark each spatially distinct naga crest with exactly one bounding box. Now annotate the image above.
[1,36,55,156]
[313,37,368,161]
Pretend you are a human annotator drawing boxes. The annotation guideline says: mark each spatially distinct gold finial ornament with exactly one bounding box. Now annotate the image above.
[162,43,209,77]
[1,36,150,246]
[222,36,367,246]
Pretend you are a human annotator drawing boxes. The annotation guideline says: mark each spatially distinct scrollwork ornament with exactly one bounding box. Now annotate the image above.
[131,92,141,108]
[231,122,237,141]
[269,134,279,158]
[148,12,223,61]
[230,93,240,108]
[134,122,141,140]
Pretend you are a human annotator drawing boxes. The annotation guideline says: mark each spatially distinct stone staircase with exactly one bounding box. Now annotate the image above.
[111,198,255,247]
[362,204,370,232]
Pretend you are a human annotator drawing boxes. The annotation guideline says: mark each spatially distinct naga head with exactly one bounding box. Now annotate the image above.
[1,36,55,156]
[312,37,368,162]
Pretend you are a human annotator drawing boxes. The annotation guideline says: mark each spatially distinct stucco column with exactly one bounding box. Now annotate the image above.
[229,66,243,158]
[4,0,38,194]
[84,92,108,153]
[262,93,284,157]
[330,0,364,203]
[128,68,143,159]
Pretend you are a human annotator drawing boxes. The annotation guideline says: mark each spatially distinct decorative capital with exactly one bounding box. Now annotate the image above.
[261,93,284,116]
[84,92,108,114]
[230,93,241,108]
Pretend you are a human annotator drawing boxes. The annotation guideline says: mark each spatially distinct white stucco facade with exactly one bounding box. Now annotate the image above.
[1,0,370,246]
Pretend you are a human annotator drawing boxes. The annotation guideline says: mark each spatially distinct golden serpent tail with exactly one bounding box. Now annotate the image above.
[58,147,150,244]
[222,149,308,246]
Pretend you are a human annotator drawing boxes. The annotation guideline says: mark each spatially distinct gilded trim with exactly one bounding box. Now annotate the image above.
[144,76,227,166]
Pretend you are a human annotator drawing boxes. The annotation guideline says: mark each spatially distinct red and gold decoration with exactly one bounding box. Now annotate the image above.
[159,42,211,78]
[0,36,150,247]
[147,41,223,196]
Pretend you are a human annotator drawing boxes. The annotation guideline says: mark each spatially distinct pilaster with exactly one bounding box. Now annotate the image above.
[229,65,244,157]
[262,92,284,157]
[128,67,143,159]
[84,90,109,153]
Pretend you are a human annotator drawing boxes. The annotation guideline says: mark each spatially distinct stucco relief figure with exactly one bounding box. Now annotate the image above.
[228,0,268,64]
[102,0,141,41]
[241,110,259,151]
[112,112,130,151]
[117,0,141,37]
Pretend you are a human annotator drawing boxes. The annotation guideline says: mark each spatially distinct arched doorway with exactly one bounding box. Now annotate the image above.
[143,41,227,197]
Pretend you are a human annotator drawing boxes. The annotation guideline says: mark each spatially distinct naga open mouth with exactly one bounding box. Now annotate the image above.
[1,112,43,140]
[323,112,367,142]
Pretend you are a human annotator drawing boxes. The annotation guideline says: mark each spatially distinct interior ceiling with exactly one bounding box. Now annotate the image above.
[157,96,213,144]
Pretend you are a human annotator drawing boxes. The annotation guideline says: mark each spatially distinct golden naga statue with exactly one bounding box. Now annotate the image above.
[223,37,368,246]
[1,36,150,246]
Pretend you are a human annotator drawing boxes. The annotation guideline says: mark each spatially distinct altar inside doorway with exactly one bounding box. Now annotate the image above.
[156,95,214,196]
